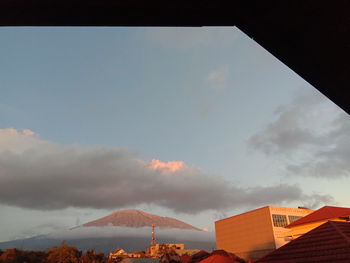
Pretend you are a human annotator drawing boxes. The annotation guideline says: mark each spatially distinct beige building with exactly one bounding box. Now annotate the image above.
[215,206,313,261]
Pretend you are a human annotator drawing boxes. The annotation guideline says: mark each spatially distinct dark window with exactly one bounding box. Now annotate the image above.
[272,214,288,227]
[288,215,302,223]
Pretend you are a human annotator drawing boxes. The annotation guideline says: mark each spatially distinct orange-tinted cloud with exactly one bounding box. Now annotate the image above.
[149,159,186,173]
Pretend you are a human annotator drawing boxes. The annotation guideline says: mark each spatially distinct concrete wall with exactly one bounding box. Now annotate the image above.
[215,207,275,260]
[215,206,314,261]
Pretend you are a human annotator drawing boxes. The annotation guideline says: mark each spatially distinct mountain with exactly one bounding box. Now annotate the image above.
[0,234,215,255]
[0,210,214,254]
[83,209,202,231]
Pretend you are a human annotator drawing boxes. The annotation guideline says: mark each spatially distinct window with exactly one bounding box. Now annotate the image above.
[288,215,302,223]
[272,214,288,227]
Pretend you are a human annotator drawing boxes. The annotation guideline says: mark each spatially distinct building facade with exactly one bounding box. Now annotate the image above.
[215,206,313,261]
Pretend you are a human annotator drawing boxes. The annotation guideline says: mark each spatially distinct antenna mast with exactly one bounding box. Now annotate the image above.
[151,224,156,246]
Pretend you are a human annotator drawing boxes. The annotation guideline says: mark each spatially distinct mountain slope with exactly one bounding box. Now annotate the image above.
[0,210,215,254]
[0,233,215,254]
[83,209,202,231]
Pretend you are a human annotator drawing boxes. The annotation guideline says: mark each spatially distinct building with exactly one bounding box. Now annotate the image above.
[282,205,350,240]
[127,251,145,258]
[145,224,197,257]
[147,243,185,257]
[256,221,350,263]
[109,249,128,260]
[215,206,313,261]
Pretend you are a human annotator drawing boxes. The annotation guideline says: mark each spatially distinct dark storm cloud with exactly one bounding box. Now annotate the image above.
[248,90,350,178]
[0,129,331,212]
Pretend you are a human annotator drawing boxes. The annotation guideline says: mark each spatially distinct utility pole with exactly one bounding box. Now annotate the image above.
[151,224,156,246]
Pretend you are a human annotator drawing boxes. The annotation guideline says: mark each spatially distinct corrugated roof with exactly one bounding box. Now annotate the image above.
[256,221,350,263]
[287,206,350,228]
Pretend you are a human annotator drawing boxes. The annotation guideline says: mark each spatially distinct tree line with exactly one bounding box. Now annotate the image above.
[0,242,114,263]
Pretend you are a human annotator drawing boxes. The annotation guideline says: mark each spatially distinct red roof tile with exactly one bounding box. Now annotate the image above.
[198,254,236,263]
[256,221,350,263]
[287,206,350,228]
[188,250,210,263]
[180,254,192,263]
[197,250,245,263]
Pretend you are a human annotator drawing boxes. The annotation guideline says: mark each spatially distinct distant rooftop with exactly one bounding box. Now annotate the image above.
[287,206,350,228]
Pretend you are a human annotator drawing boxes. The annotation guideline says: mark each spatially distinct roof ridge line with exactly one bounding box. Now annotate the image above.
[329,221,350,245]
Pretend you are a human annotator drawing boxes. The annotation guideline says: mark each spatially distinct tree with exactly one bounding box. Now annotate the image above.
[0,248,47,263]
[46,242,80,263]
[0,248,24,263]
[80,249,104,263]
[25,251,47,263]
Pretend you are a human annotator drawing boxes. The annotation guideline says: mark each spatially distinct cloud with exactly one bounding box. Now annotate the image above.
[300,193,337,210]
[49,226,215,242]
[248,106,320,155]
[208,65,229,89]
[286,112,350,177]
[0,128,332,212]
[149,159,186,173]
[248,89,350,178]
[17,222,68,239]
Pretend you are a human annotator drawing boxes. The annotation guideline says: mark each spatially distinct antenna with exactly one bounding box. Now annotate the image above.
[151,224,156,246]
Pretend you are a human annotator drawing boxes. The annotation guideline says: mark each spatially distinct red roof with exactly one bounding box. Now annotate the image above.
[180,254,192,263]
[287,206,350,228]
[198,255,236,263]
[198,250,243,263]
[256,221,350,263]
[187,250,210,263]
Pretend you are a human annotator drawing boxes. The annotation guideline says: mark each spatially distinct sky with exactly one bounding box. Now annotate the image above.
[0,26,349,242]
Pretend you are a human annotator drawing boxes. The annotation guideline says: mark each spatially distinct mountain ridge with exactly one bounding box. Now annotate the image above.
[0,210,214,253]
[83,209,202,231]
